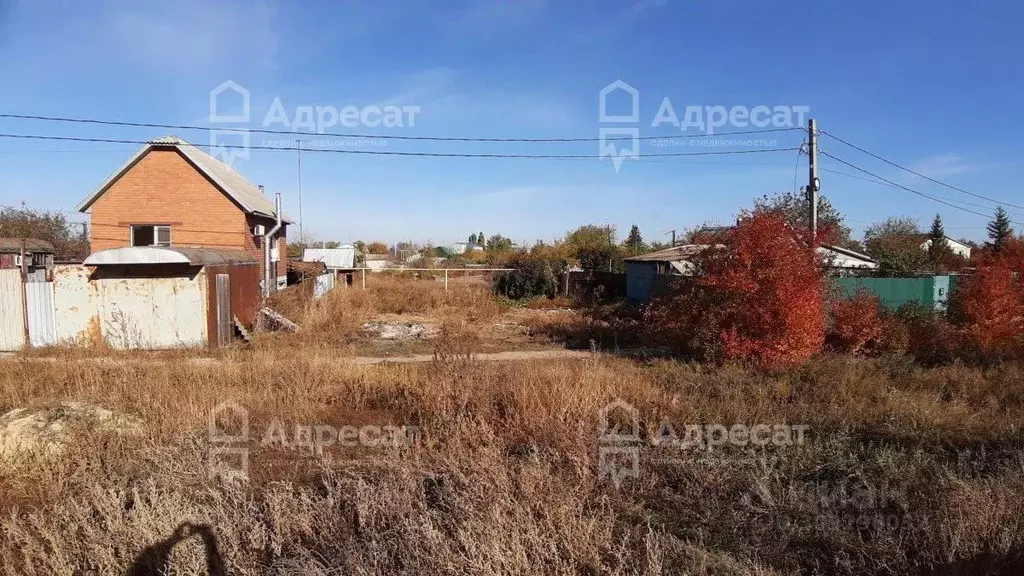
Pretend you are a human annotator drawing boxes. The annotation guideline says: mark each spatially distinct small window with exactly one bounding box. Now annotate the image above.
[131,225,171,247]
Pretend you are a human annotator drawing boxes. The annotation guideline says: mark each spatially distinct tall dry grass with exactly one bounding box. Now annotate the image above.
[261,274,506,350]
[0,345,1022,574]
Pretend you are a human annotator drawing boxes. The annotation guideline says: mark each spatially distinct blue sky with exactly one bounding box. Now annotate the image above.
[1,0,1022,246]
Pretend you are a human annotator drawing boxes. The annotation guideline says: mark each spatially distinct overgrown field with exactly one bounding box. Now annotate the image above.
[0,354,1022,573]
[0,278,1022,575]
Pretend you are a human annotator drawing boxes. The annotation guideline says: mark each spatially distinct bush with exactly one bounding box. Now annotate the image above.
[492,253,564,300]
[948,251,1024,361]
[827,291,884,355]
[647,213,825,368]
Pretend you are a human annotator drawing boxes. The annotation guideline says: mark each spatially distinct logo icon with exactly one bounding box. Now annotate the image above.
[597,80,640,173]
[597,398,641,488]
[209,80,251,166]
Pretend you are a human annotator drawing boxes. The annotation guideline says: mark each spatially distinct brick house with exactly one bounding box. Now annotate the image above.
[75,135,292,289]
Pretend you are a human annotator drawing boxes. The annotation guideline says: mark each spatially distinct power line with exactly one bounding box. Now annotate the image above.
[820,130,1024,210]
[820,150,1012,222]
[0,112,802,143]
[0,133,799,160]
[822,164,1024,218]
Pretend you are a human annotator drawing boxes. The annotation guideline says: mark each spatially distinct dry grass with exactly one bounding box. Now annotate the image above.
[1,281,1022,574]
[0,347,1022,574]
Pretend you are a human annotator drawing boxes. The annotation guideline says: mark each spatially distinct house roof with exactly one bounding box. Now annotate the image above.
[624,244,718,262]
[75,135,294,223]
[0,238,55,254]
[83,246,257,266]
[303,246,356,269]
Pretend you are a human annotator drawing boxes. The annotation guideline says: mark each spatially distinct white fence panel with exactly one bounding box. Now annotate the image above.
[0,270,25,351]
[25,281,56,347]
[313,272,335,299]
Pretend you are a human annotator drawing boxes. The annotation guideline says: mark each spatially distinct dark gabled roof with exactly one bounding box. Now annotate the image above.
[75,136,293,223]
[0,238,55,254]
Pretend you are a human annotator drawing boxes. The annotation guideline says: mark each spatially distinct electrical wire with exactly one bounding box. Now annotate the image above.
[0,112,803,143]
[820,150,1017,223]
[820,130,1024,210]
[0,133,800,159]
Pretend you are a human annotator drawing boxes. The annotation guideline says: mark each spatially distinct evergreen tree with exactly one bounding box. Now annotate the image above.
[468,233,477,246]
[927,213,955,270]
[624,224,645,255]
[477,232,485,247]
[986,206,1014,252]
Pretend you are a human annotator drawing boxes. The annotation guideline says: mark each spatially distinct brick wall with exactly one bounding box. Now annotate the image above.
[87,148,286,283]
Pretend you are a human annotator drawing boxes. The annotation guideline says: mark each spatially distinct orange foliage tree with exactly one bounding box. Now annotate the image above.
[648,212,825,368]
[950,239,1024,358]
[827,290,884,355]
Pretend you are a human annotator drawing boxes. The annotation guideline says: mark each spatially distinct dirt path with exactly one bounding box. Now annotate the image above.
[346,349,594,364]
[1,349,596,365]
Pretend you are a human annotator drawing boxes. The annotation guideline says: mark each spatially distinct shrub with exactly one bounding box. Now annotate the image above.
[827,291,884,355]
[492,252,567,300]
[948,240,1024,361]
[648,212,825,368]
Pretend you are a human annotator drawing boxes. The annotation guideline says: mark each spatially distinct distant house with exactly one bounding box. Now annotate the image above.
[303,245,355,270]
[624,244,717,301]
[303,245,357,284]
[74,135,293,291]
[917,236,972,259]
[624,242,876,302]
[0,238,55,282]
[363,253,394,271]
[455,241,484,253]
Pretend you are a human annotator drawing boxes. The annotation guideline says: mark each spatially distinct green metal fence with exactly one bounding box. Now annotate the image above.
[833,276,955,310]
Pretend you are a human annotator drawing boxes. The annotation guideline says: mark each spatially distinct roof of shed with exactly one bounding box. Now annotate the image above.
[303,246,356,269]
[624,244,719,262]
[83,246,257,266]
[75,135,293,223]
[0,238,55,254]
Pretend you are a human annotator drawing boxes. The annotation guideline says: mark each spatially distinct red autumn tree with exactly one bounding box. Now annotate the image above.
[648,212,825,368]
[827,290,884,355]
[950,238,1024,358]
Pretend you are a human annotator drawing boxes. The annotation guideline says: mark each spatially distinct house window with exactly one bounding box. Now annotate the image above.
[131,225,171,247]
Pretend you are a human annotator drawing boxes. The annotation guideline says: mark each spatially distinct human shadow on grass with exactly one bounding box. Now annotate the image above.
[126,522,227,576]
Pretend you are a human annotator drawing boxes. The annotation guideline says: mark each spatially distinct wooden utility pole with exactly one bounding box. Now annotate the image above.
[670,229,676,247]
[807,118,819,244]
[296,139,304,243]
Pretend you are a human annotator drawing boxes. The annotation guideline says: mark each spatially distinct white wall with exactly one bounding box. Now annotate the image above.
[51,264,208,349]
[0,269,25,351]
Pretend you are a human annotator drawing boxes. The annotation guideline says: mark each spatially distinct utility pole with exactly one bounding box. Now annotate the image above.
[670,229,676,247]
[296,139,304,244]
[807,118,819,245]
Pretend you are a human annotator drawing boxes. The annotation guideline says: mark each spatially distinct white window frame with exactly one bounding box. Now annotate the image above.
[131,225,172,247]
[13,254,21,267]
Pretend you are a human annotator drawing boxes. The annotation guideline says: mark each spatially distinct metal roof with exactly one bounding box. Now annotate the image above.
[302,246,356,269]
[75,135,294,223]
[83,246,257,266]
[0,238,55,254]
[624,244,718,262]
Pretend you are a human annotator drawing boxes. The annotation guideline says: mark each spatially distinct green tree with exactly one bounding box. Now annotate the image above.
[477,232,485,247]
[468,233,477,246]
[864,216,928,276]
[564,224,622,271]
[986,206,1014,252]
[353,240,367,254]
[486,234,513,252]
[748,190,853,247]
[623,224,647,255]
